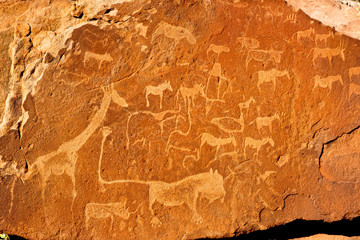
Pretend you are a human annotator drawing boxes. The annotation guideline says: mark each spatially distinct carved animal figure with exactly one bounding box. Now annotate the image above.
[250,113,280,133]
[198,133,237,158]
[349,66,360,82]
[206,44,230,56]
[244,137,275,158]
[23,84,128,211]
[310,42,345,65]
[246,48,283,69]
[177,83,205,107]
[313,74,343,91]
[238,97,256,114]
[83,51,113,69]
[145,81,173,109]
[97,153,226,227]
[348,83,360,100]
[292,28,315,42]
[236,37,260,49]
[256,69,290,91]
[315,32,334,46]
[152,21,196,46]
[85,201,130,230]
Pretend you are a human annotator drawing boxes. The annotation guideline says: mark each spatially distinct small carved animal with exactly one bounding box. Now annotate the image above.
[244,137,275,158]
[349,66,360,82]
[145,81,173,109]
[313,74,343,91]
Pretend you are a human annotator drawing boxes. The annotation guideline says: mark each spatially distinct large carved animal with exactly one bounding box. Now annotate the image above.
[246,48,283,69]
[310,42,345,66]
[197,133,237,158]
[97,143,226,227]
[313,75,343,91]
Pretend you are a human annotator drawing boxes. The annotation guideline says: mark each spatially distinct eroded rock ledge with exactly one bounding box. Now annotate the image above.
[0,0,360,239]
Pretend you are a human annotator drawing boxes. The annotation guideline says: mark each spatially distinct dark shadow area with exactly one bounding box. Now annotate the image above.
[8,235,28,240]
[200,217,360,240]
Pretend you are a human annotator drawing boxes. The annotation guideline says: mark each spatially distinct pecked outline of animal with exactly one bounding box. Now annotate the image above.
[349,66,360,82]
[256,69,290,92]
[246,48,283,69]
[348,83,360,100]
[145,81,173,109]
[177,82,205,107]
[97,133,226,227]
[313,74,344,92]
[196,132,237,159]
[315,31,334,46]
[243,136,275,159]
[292,27,315,42]
[85,200,131,231]
[309,41,346,66]
[238,97,256,114]
[250,113,280,133]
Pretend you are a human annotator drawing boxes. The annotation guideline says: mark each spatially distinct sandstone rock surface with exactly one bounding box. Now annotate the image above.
[0,0,360,239]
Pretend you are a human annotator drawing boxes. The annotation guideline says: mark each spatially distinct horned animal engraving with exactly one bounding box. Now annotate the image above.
[250,113,280,133]
[85,201,131,231]
[292,28,315,42]
[244,137,275,158]
[349,66,360,82]
[348,83,360,100]
[256,69,290,91]
[145,81,173,109]
[238,97,256,114]
[310,42,345,65]
[313,74,344,91]
[152,21,196,46]
[246,48,283,69]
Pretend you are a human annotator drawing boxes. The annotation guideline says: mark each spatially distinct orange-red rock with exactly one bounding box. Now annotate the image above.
[1,0,360,239]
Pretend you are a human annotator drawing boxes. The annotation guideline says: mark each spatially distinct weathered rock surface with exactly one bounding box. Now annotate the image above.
[0,0,360,239]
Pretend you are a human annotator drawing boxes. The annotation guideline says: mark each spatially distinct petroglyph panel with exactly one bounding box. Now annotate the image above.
[1,0,360,239]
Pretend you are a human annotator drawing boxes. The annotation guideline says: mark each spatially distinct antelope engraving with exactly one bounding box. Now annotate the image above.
[348,83,360,100]
[236,36,260,50]
[315,32,334,46]
[313,74,344,91]
[349,66,360,82]
[197,133,237,159]
[250,113,280,133]
[256,69,290,91]
[145,81,173,109]
[310,42,345,65]
[238,97,256,114]
[244,137,275,158]
[246,48,283,69]
[292,28,315,42]
[85,201,131,230]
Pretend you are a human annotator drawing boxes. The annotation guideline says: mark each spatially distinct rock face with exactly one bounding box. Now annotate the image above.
[0,0,360,239]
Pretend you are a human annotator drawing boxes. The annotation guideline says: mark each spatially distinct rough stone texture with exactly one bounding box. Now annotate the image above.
[292,235,360,240]
[0,0,360,239]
